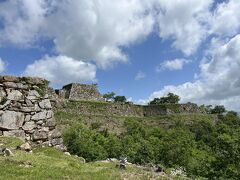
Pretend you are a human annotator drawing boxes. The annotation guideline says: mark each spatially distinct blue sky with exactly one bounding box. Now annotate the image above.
[0,0,240,111]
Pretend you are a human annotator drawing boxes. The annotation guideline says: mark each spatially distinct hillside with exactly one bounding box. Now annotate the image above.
[0,75,239,179]
[52,100,240,179]
[0,137,186,180]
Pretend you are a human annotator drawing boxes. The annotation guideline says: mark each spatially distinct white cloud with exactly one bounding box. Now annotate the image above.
[211,0,240,37]
[155,0,213,55]
[0,58,6,73]
[157,58,191,71]
[0,0,47,46]
[0,0,215,67]
[149,34,240,111]
[135,71,146,80]
[45,0,155,69]
[24,55,97,87]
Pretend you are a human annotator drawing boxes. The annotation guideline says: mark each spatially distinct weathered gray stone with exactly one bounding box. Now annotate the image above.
[20,142,31,152]
[40,127,49,132]
[48,129,61,139]
[55,144,67,152]
[7,90,23,101]
[0,100,11,109]
[3,130,25,139]
[0,111,25,130]
[16,83,28,90]
[46,110,53,119]
[39,99,51,109]
[25,115,31,122]
[25,99,34,107]
[36,120,43,125]
[26,90,40,100]
[51,138,63,146]
[3,82,18,88]
[45,118,56,127]
[22,121,36,131]
[21,104,41,113]
[4,148,14,156]
[31,111,47,120]
[0,89,6,97]
[33,131,47,140]
[0,130,2,136]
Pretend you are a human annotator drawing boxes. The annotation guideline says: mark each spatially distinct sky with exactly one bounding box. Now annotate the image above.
[0,0,240,111]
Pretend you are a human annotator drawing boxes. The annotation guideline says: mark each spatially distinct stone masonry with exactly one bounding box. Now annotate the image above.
[0,76,65,151]
[55,83,104,101]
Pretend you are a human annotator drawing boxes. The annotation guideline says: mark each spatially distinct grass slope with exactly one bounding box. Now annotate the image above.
[0,137,185,180]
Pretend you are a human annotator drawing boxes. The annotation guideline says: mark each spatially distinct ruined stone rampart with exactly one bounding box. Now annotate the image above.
[0,76,65,151]
[55,83,104,101]
[54,100,205,117]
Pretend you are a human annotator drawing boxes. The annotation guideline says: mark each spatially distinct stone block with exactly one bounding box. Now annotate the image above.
[3,82,18,88]
[31,111,48,120]
[3,130,25,139]
[7,90,23,101]
[26,90,40,100]
[48,129,61,139]
[0,111,25,130]
[45,118,56,127]
[39,99,51,109]
[22,121,36,131]
[33,131,48,140]
[51,138,63,146]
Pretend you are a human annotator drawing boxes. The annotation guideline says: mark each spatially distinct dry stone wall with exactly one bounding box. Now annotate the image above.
[54,100,205,118]
[0,76,65,151]
[56,83,104,101]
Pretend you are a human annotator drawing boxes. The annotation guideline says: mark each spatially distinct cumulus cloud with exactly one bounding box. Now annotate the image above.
[135,71,146,80]
[0,0,217,67]
[0,58,6,73]
[149,34,240,111]
[157,58,191,71]
[0,0,47,46]
[24,55,97,87]
[211,0,240,37]
[155,0,213,55]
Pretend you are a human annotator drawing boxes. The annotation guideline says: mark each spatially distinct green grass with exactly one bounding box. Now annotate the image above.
[0,137,186,180]
[55,110,216,135]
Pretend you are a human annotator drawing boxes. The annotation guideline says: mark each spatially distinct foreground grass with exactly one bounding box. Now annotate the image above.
[0,137,186,180]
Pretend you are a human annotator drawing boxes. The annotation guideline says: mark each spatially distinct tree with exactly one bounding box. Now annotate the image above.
[211,105,226,114]
[114,96,127,103]
[149,93,180,105]
[103,92,115,102]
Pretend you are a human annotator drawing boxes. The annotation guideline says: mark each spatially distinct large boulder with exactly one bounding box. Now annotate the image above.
[0,111,25,130]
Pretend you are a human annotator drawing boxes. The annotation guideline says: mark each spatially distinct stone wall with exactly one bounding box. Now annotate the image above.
[55,83,104,101]
[54,100,205,117]
[54,100,144,117]
[0,76,65,151]
[143,103,206,116]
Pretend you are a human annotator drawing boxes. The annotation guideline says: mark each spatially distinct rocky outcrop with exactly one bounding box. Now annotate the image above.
[0,76,65,151]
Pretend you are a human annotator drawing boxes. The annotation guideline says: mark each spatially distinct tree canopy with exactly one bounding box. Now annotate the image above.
[149,93,180,105]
